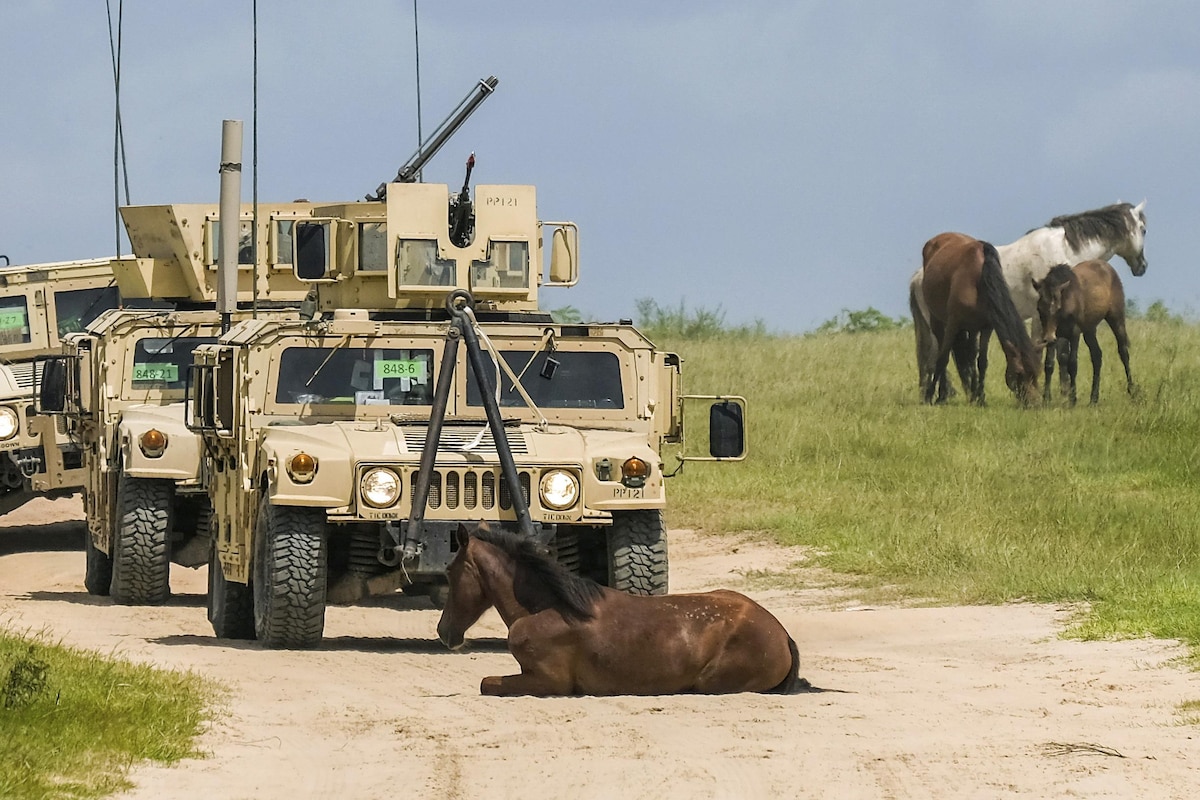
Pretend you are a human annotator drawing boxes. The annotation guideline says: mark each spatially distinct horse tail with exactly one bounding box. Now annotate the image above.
[978,241,1037,370]
[767,635,803,694]
[909,270,936,392]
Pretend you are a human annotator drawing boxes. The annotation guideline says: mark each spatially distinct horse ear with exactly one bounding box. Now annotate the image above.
[1031,277,1041,291]
[1135,199,1146,213]
[456,523,472,548]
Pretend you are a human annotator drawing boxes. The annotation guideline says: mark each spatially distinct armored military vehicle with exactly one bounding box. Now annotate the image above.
[188,174,746,647]
[39,201,319,602]
[0,256,123,515]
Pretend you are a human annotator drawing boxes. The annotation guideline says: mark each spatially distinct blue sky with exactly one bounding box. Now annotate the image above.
[1,1,1195,332]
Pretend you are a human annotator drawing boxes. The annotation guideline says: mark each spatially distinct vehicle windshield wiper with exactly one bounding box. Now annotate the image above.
[304,335,351,388]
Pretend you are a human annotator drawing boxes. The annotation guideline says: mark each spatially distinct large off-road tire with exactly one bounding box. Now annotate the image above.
[554,525,607,584]
[83,532,112,596]
[553,526,582,574]
[109,475,173,605]
[208,541,255,640]
[253,498,328,648]
[607,509,668,596]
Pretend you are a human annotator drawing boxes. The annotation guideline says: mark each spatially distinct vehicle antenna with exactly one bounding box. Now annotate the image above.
[252,0,260,317]
[413,0,424,182]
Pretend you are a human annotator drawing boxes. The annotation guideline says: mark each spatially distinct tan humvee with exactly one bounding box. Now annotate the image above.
[41,202,319,601]
[0,257,123,515]
[188,182,747,647]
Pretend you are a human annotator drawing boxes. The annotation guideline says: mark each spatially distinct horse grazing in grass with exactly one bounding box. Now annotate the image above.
[1033,261,1135,406]
[910,202,1148,393]
[921,234,1041,406]
[436,523,802,696]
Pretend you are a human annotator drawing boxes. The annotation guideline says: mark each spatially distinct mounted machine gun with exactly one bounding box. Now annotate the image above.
[368,75,498,201]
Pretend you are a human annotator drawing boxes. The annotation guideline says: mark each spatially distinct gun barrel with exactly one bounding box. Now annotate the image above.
[373,76,498,199]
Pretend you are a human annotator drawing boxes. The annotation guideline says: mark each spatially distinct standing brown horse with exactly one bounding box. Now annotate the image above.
[1033,260,1135,405]
[921,233,1041,406]
[436,523,802,696]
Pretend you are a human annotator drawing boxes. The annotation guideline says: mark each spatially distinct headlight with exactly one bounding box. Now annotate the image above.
[361,467,401,508]
[0,407,18,441]
[539,469,579,510]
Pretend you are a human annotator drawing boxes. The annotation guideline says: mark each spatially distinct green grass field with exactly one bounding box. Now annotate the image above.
[0,631,212,799]
[660,319,1200,661]
[4,313,1198,799]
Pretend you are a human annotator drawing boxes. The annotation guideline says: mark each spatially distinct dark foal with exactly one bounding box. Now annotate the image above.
[436,523,802,696]
[1033,261,1135,405]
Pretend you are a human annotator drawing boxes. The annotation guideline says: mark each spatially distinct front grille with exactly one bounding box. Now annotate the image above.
[402,467,531,512]
[6,362,38,392]
[362,465,532,515]
[401,425,528,455]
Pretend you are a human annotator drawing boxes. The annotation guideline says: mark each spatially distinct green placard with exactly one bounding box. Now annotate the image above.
[133,363,179,383]
[0,308,27,331]
[375,359,426,381]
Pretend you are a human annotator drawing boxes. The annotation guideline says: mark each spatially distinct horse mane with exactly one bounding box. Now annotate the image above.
[978,241,1039,373]
[472,526,604,620]
[1043,263,1074,290]
[1040,203,1135,252]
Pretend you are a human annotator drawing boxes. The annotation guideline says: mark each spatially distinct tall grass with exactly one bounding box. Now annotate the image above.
[0,630,212,799]
[661,320,1200,655]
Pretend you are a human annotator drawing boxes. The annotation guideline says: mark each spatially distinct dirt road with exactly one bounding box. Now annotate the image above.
[1,497,1197,799]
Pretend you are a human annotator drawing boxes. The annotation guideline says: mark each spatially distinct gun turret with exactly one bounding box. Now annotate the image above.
[369,76,498,201]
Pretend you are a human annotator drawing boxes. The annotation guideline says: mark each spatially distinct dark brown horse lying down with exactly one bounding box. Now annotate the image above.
[436,523,803,696]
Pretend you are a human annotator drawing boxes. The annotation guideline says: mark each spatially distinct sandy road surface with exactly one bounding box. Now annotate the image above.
[2,497,1198,799]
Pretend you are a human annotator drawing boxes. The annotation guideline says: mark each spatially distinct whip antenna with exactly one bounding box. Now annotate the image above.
[413,0,423,182]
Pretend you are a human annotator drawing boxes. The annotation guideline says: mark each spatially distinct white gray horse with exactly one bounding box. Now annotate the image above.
[910,202,1147,393]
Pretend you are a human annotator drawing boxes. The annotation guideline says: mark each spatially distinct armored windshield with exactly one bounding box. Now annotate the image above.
[359,223,387,271]
[56,285,121,336]
[132,337,216,391]
[396,240,456,286]
[467,351,624,409]
[274,346,435,406]
[208,219,255,265]
[0,296,31,345]
[470,241,529,289]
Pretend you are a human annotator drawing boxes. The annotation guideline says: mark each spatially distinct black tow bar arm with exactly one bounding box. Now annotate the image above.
[400,290,536,562]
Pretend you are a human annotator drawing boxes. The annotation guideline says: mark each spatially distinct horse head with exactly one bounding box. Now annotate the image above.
[1000,339,1041,407]
[1032,265,1074,346]
[1114,201,1148,276]
[436,521,494,651]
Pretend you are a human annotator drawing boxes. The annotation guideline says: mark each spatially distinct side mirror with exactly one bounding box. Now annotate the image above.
[37,357,68,414]
[709,400,745,459]
[678,395,748,462]
[544,223,579,286]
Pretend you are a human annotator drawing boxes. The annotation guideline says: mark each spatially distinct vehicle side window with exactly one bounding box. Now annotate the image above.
[0,296,31,345]
[55,286,121,336]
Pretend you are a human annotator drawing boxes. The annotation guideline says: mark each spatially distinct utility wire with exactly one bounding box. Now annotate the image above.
[252,0,259,315]
[105,0,131,256]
